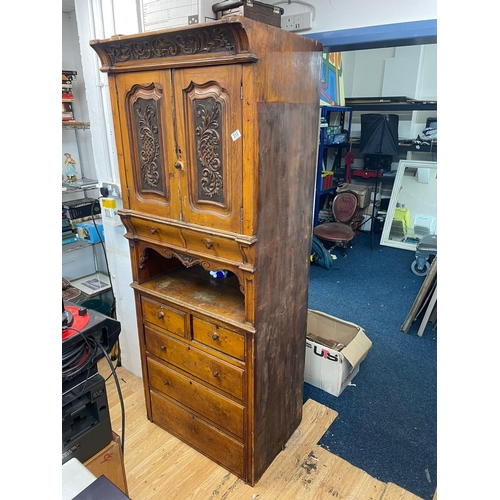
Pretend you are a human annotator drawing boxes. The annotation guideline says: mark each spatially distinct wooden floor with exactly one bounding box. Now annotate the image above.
[100,359,432,500]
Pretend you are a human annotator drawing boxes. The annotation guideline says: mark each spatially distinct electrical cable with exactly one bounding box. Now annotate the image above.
[90,196,121,367]
[62,325,126,456]
[62,326,96,380]
[90,196,117,318]
[95,338,126,456]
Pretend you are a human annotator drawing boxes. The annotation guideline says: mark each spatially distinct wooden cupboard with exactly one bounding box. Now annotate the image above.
[90,15,322,485]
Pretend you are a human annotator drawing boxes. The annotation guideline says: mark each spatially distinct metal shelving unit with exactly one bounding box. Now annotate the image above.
[62,121,111,304]
[62,121,98,194]
[313,106,353,227]
[344,98,437,249]
[62,121,91,180]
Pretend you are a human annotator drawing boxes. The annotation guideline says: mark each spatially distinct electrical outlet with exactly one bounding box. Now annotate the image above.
[101,182,121,199]
[281,11,312,32]
[282,15,294,30]
[188,15,198,25]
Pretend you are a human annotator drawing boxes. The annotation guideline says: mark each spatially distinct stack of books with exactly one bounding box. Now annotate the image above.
[62,70,77,122]
[62,212,79,245]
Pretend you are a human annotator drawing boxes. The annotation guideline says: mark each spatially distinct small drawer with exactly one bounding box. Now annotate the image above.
[141,296,187,338]
[192,317,245,361]
[181,227,248,265]
[150,391,245,479]
[145,326,244,400]
[129,215,185,247]
[147,357,244,438]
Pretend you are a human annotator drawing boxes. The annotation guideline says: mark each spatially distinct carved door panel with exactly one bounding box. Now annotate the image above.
[115,71,179,219]
[173,65,243,233]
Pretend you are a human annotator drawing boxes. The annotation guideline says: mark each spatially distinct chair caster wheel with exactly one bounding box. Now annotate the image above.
[411,260,430,276]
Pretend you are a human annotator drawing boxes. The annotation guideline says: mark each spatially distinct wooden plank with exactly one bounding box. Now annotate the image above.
[381,482,425,500]
[417,284,437,337]
[401,256,437,334]
[273,446,386,500]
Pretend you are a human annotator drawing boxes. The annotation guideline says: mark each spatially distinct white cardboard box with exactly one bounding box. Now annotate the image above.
[304,310,372,397]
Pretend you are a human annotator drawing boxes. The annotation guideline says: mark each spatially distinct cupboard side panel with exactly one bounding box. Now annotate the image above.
[252,102,320,482]
[241,20,323,105]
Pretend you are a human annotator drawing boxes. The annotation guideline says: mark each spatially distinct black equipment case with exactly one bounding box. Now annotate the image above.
[212,0,284,28]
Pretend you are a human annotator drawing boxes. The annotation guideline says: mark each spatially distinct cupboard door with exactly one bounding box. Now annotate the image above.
[173,66,243,233]
[115,71,180,218]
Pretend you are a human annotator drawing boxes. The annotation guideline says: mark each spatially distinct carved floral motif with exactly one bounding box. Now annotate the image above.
[195,99,223,202]
[105,28,236,65]
[134,99,162,190]
[162,249,210,269]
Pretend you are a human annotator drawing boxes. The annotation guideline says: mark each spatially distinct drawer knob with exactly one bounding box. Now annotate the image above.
[202,238,213,249]
[150,228,157,234]
[174,161,182,169]
[157,311,165,319]
[212,371,219,378]
[163,379,169,386]
[212,333,220,341]
[160,345,166,351]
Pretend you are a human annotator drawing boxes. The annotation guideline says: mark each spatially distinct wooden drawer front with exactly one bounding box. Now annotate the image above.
[145,326,244,400]
[151,391,245,479]
[147,358,244,438]
[181,227,245,264]
[130,216,184,246]
[141,297,186,337]
[192,317,245,361]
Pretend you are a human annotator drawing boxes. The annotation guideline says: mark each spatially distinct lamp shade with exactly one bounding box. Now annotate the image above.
[360,114,399,156]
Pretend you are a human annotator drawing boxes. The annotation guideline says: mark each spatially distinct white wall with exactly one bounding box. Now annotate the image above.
[66,0,437,378]
[62,11,94,181]
[268,0,436,33]
[68,0,143,378]
[342,44,437,140]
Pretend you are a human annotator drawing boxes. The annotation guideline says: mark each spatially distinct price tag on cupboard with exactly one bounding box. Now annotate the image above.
[231,129,241,141]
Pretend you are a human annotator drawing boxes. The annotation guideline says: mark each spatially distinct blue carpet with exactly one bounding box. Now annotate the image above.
[304,231,437,500]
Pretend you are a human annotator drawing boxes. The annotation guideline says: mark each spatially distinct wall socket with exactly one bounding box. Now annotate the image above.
[101,182,121,199]
[281,12,312,32]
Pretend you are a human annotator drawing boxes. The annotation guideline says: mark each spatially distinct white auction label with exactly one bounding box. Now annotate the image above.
[231,129,241,141]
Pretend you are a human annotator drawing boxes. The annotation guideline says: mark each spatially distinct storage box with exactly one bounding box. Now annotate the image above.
[84,431,128,496]
[304,310,372,397]
[212,1,284,27]
[324,127,347,145]
[321,170,334,190]
[336,183,372,208]
[76,219,104,243]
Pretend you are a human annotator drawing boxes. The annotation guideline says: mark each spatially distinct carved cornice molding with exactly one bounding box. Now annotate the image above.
[100,27,236,66]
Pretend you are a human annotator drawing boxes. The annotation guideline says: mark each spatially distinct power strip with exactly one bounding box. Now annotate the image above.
[281,11,312,32]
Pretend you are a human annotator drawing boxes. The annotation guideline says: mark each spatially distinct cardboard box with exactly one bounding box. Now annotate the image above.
[336,183,372,208]
[304,310,372,397]
[84,431,128,496]
[76,219,104,243]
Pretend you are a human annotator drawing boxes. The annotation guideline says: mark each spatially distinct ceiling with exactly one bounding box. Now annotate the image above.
[62,0,75,13]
